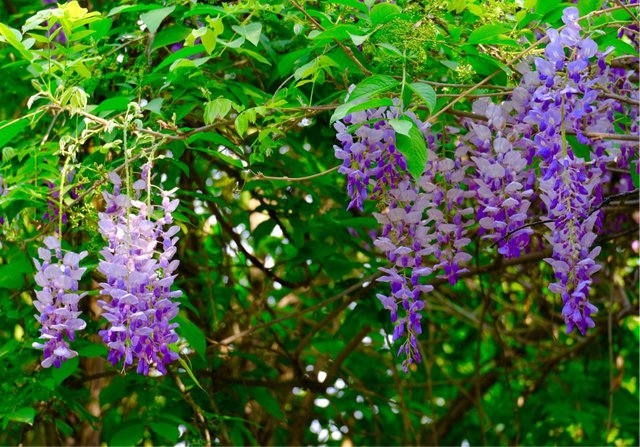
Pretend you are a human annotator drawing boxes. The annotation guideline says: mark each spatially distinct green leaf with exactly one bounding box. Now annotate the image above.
[377,42,403,57]
[6,408,35,426]
[177,356,205,391]
[152,25,190,50]
[150,422,180,443]
[408,82,436,112]
[0,118,30,149]
[77,343,108,358]
[140,6,175,34]
[0,251,30,289]
[349,75,399,102]
[567,135,591,161]
[631,162,639,188]
[369,3,402,26]
[110,422,146,447]
[93,96,134,114]
[234,106,265,137]
[201,27,218,54]
[294,55,337,81]
[0,23,33,61]
[52,356,79,385]
[395,118,427,180]
[175,315,206,359]
[231,22,262,46]
[348,32,370,46]
[143,98,164,115]
[310,24,361,42]
[467,24,511,44]
[330,97,394,123]
[204,98,234,124]
[154,45,205,72]
[108,4,159,16]
[388,118,412,136]
[252,388,285,420]
[577,0,602,15]
[55,419,74,436]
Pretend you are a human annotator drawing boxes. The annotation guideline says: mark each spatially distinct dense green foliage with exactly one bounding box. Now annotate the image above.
[0,0,638,445]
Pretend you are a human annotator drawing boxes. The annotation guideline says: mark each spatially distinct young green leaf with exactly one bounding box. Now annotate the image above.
[369,3,402,26]
[330,97,394,124]
[0,23,33,61]
[6,408,35,426]
[140,6,175,34]
[395,119,427,180]
[467,24,511,44]
[408,82,437,112]
[349,75,399,102]
[204,98,234,124]
[231,22,262,46]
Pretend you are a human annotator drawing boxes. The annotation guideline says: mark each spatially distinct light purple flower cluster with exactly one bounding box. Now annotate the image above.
[97,166,181,375]
[539,160,601,334]
[513,7,619,334]
[374,179,433,371]
[463,102,535,258]
[334,103,415,211]
[334,6,639,368]
[32,236,87,368]
[335,100,477,369]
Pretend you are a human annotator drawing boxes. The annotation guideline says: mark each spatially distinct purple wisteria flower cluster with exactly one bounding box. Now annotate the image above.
[334,100,415,211]
[32,236,88,368]
[511,7,631,335]
[97,166,181,375]
[335,105,475,371]
[463,101,536,259]
[334,6,639,369]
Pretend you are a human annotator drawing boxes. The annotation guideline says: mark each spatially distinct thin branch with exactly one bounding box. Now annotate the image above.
[491,220,554,249]
[325,325,371,382]
[209,202,307,290]
[588,188,639,217]
[613,0,639,23]
[599,91,640,107]
[289,0,372,76]
[421,80,514,91]
[449,110,640,142]
[215,271,381,345]
[606,282,615,439]
[169,369,212,447]
[249,165,340,183]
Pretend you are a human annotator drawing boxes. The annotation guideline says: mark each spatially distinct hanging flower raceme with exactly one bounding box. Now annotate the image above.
[462,102,536,259]
[333,97,424,211]
[97,167,181,375]
[32,236,88,368]
[514,7,618,334]
[335,99,476,370]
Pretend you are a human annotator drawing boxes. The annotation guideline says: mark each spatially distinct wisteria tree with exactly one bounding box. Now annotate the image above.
[0,0,637,445]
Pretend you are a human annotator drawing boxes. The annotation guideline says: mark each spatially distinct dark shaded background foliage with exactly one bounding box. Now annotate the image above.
[0,0,638,445]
